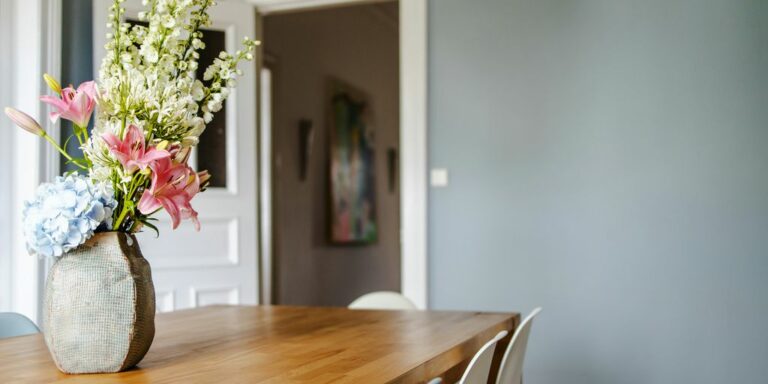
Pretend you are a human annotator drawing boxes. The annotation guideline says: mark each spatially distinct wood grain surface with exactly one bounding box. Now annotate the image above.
[0,305,518,383]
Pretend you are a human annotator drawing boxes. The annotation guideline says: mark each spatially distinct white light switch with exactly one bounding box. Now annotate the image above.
[430,168,449,187]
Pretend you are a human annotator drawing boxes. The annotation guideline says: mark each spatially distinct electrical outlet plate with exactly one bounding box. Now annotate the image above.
[430,168,449,187]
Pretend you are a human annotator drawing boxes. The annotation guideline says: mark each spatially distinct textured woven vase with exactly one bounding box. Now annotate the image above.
[43,232,156,374]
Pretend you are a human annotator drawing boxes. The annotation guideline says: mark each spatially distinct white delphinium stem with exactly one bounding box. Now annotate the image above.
[85,0,258,230]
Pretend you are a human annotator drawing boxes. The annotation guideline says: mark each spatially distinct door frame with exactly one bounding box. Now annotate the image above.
[252,0,429,308]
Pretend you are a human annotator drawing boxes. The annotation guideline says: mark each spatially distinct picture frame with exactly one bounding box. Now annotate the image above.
[327,79,377,244]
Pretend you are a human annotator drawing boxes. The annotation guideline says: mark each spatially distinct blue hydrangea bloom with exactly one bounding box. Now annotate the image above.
[23,174,117,257]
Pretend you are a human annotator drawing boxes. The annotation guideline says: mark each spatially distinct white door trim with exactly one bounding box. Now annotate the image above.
[249,0,390,14]
[252,0,429,308]
[397,0,428,309]
[259,67,273,305]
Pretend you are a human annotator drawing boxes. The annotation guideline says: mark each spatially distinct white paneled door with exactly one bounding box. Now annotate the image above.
[93,0,260,312]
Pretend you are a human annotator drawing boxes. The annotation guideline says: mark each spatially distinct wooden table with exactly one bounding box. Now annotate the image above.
[0,305,518,383]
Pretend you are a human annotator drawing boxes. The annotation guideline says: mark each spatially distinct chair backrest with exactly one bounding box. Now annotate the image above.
[348,291,418,310]
[495,307,542,384]
[0,312,40,339]
[459,330,509,384]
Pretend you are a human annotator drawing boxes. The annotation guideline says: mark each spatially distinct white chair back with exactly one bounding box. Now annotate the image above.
[0,312,39,339]
[348,291,417,310]
[495,307,542,384]
[459,330,509,384]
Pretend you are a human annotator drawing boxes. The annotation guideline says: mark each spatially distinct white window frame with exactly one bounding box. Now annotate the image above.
[2,0,61,322]
[0,0,15,312]
[10,0,45,322]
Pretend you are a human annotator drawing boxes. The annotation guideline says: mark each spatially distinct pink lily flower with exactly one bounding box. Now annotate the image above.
[102,124,170,173]
[40,80,98,127]
[137,157,203,230]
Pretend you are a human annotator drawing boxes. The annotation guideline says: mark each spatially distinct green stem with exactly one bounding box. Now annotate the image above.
[73,124,93,167]
[146,122,154,141]
[42,132,86,170]
[73,128,85,147]
[181,3,212,61]
[128,218,140,233]
[76,123,90,143]
[113,204,130,230]
[113,173,147,231]
[119,115,126,138]
[112,0,121,67]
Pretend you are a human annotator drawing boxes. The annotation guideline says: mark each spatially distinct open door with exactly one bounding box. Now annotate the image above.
[93,0,261,311]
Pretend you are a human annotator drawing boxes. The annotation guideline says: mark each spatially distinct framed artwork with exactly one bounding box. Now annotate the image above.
[328,79,377,244]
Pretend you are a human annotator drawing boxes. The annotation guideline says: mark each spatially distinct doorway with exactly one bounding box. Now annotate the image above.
[262,1,401,306]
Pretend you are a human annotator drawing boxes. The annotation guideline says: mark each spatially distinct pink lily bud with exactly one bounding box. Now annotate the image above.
[197,170,211,192]
[175,146,192,164]
[4,107,45,136]
[43,73,62,95]
[198,170,211,185]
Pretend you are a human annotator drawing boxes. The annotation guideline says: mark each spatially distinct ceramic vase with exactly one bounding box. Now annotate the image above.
[43,232,155,374]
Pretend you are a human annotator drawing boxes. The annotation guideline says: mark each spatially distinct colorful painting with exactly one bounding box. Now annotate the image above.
[329,80,377,244]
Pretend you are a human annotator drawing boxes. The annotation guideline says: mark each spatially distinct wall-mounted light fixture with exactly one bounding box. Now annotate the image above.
[298,119,314,181]
[387,147,397,193]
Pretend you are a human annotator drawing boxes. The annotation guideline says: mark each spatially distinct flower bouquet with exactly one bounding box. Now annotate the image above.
[5,0,256,374]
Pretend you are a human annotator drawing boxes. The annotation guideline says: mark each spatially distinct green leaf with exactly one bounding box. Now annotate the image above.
[65,157,89,167]
[62,134,75,151]
[140,219,160,238]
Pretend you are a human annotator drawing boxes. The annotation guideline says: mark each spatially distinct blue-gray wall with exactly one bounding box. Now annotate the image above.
[428,1,768,383]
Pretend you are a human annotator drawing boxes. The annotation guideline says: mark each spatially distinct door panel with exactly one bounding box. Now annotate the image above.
[93,0,260,310]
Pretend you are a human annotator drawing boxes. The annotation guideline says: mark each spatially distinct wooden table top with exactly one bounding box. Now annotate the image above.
[0,305,519,383]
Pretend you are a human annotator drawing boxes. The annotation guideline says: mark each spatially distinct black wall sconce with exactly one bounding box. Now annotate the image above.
[298,119,314,181]
[387,147,397,193]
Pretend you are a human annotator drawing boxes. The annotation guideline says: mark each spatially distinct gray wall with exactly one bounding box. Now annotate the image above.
[264,3,401,306]
[428,0,768,383]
